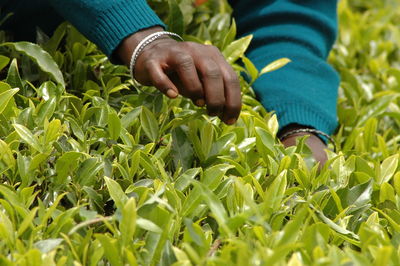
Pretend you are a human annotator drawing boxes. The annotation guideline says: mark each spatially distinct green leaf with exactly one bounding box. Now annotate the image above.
[171,127,194,171]
[36,97,57,125]
[242,56,259,82]
[202,164,233,191]
[380,183,396,203]
[29,153,49,172]
[44,119,62,144]
[13,123,42,152]
[120,198,136,246]
[0,88,19,115]
[6,59,23,90]
[136,218,163,233]
[379,154,399,184]
[393,172,400,195]
[67,117,85,142]
[209,132,236,157]
[222,35,253,64]
[76,158,104,186]
[2,42,65,87]
[324,180,372,216]
[221,19,237,50]
[96,234,123,266]
[191,180,229,234]
[255,126,276,160]
[168,0,185,36]
[34,238,63,253]
[259,58,291,76]
[0,140,15,169]
[108,111,122,140]
[44,22,67,55]
[17,207,38,237]
[264,170,287,217]
[140,106,159,142]
[55,152,84,185]
[267,114,279,137]
[175,168,201,192]
[104,176,128,210]
[0,55,10,72]
[200,122,214,158]
[140,152,159,179]
[275,206,307,247]
[38,81,63,100]
[121,107,141,128]
[357,94,398,127]
[311,204,360,242]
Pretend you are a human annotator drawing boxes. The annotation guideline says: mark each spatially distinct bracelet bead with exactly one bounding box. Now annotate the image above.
[129,31,183,80]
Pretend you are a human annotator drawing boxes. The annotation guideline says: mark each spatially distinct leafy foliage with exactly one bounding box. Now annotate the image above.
[0,0,400,265]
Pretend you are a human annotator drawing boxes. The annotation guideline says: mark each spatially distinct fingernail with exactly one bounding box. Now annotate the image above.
[196,99,205,107]
[167,89,178,98]
[226,118,236,125]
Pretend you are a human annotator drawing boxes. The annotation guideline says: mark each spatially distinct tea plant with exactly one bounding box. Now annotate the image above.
[0,0,400,265]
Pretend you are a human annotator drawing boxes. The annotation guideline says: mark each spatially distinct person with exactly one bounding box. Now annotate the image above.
[0,0,338,166]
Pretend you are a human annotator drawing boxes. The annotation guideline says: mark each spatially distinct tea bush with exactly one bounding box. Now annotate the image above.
[0,0,400,265]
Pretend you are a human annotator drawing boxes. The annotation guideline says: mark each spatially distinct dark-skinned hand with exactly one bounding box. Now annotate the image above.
[116,26,242,125]
[117,27,328,166]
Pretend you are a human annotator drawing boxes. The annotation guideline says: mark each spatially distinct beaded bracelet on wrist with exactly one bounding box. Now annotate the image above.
[129,31,183,79]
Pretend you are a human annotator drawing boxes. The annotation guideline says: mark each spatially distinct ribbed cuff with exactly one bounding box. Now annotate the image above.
[90,0,165,60]
[268,101,338,136]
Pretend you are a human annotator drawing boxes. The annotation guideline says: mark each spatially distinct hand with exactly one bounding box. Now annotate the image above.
[279,125,328,168]
[116,27,242,125]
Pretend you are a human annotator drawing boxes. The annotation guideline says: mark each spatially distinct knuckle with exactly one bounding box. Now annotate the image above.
[176,54,194,69]
[225,76,240,87]
[182,41,196,48]
[204,65,221,79]
[209,45,220,53]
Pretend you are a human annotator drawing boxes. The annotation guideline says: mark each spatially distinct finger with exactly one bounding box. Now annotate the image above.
[146,60,179,98]
[196,58,225,116]
[169,51,205,106]
[214,55,242,124]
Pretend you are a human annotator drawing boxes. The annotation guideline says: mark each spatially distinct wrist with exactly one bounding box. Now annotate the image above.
[278,124,315,139]
[116,26,165,65]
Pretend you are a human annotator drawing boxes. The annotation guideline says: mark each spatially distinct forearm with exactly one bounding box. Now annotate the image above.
[232,0,339,135]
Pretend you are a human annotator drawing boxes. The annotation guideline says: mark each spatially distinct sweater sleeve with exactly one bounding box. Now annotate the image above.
[231,0,339,136]
[48,0,165,59]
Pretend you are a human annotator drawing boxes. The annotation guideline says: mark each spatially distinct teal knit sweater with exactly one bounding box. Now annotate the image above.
[0,0,339,135]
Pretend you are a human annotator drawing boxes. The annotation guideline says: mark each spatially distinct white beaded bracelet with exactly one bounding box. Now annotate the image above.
[129,31,183,79]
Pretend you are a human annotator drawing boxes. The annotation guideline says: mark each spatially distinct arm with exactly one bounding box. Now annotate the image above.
[49,0,242,124]
[231,0,339,136]
[231,0,339,166]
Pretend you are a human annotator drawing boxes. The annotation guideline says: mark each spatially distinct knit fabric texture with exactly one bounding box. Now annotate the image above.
[49,0,166,58]
[230,0,339,135]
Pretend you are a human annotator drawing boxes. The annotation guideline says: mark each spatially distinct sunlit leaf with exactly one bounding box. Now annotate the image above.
[2,42,65,87]
[259,58,291,76]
